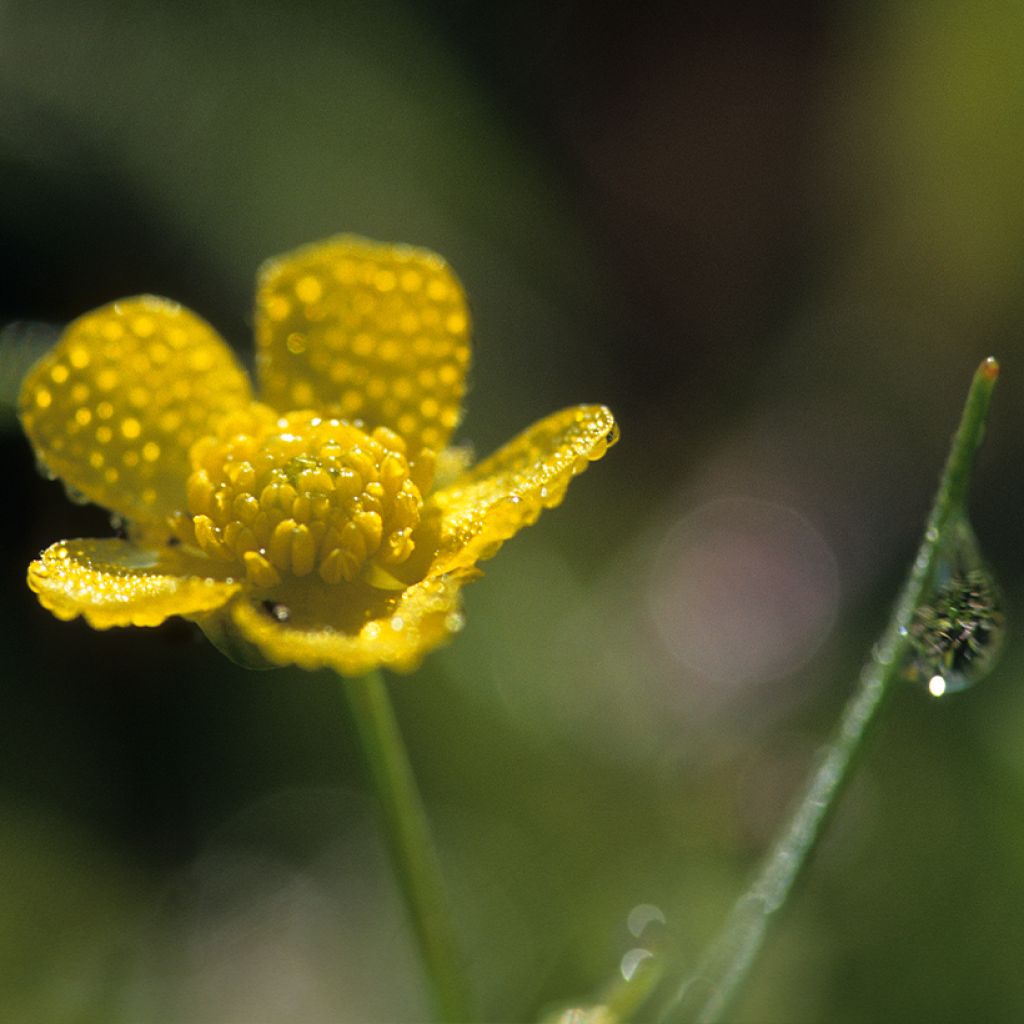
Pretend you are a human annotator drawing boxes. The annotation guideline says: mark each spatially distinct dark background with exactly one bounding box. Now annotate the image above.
[3,1,1024,1020]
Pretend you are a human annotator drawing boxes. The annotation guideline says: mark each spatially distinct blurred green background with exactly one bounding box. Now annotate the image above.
[2,1,1024,1020]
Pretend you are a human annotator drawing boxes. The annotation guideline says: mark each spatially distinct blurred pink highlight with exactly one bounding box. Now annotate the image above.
[647,498,838,697]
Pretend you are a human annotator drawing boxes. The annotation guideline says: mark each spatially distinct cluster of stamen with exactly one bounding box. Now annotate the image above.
[179,406,426,588]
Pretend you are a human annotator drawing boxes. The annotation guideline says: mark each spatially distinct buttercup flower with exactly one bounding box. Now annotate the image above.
[20,236,618,674]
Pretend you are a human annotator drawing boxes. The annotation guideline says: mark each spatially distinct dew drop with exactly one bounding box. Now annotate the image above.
[627,903,667,938]
[619,947,654,982]
[63,483,91,506]
[903,517,1004,694]
[34,455,57,481]
[261,601,291,622]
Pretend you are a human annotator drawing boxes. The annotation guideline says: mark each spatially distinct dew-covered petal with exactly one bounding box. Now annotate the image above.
[28,538,241,629]
[255,236,471,455]
[214,569,478,676]
[426,405,618,572]
[19,297,253,523]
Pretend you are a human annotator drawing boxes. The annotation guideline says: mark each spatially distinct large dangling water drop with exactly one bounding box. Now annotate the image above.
[904,517,1004,695]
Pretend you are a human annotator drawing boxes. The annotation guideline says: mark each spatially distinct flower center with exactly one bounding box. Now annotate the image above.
[181,406,423,588]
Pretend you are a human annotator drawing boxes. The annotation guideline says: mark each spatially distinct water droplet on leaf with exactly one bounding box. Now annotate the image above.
[904,518,1004,694]
[627,903,667,938]
[619,947,655,982]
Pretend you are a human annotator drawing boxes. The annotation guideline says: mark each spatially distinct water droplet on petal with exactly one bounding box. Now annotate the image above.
[261,601,291,622]
[63,483,90,506]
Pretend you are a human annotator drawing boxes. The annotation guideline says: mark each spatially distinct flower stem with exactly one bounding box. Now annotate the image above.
[656,357,1000,1024]
[347,669,471,1022]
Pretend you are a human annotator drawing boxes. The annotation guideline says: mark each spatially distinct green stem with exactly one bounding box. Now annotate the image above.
[347,670,471,1022]
[657,357,1000,1024]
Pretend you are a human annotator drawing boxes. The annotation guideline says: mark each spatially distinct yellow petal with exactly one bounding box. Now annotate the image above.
[20,297,252,524]
[28,538,241,629]
[427,405,618,572]
[209,570,478,676]
[255,236,471,455]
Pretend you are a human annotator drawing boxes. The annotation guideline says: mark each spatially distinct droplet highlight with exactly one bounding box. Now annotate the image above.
[627,903,667,938]
[619,947,655,982]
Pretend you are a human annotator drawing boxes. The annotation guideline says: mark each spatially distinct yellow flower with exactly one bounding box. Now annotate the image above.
[20,236,618,675]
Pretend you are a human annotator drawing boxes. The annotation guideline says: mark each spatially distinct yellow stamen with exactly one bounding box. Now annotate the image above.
[243,550,283,588]
[182,406,423,587]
